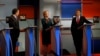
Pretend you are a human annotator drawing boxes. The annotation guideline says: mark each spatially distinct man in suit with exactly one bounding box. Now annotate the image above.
[8,8,20,56]
[71,10,91,56]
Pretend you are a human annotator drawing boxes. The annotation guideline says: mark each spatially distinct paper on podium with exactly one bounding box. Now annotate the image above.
[78,23,94,29]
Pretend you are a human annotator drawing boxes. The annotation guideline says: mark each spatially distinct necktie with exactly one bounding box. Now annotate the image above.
[76,17,80,24]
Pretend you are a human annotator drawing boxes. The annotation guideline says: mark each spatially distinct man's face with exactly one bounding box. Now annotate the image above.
[16,10,19,16]
[76,10,81,16]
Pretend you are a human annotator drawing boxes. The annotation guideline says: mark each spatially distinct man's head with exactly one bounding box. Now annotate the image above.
[12,8,19,16]
[43,10,49,18]
[75,9,81,16]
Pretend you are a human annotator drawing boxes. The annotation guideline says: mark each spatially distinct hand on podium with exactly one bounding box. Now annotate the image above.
[78,23,94,30]
[20,28,25,32]
[45,26,53,31]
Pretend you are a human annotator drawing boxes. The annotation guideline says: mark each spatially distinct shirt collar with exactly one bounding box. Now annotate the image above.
[13,15,17,19]
[76,16,80,19]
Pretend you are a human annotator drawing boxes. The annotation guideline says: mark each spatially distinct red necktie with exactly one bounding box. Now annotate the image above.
[76,17,80,24]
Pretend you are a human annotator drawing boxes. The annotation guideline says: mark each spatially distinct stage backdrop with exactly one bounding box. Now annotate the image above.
[61,0,100,19]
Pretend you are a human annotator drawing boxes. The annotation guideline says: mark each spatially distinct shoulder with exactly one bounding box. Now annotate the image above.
[81,16,85,18]
[7,15,14,23]
[9,15,15,19]
[8,15,14,20]
[72,17,76,21]
[41,18,46,23]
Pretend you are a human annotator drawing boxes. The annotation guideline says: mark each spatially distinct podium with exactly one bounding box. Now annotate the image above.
[0,28,13,56]
[79,24,93,56]
[53,25,62,56]
[25,26,37,56]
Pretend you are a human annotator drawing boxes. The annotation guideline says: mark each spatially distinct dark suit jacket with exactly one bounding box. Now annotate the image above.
[8,15,19,29]
[8,15,20,39]
[71,16,91,39]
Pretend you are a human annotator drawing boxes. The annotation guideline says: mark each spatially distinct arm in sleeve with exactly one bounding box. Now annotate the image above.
[83,16,92,23]
[8,17,17,29]
[71,18,75,32]
[41,19,47,29]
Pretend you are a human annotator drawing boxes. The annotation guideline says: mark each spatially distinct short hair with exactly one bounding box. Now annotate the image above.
[12,8,19,14]
[76,9,81,12]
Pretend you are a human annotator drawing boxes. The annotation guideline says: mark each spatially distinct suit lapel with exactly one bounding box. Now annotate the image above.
[75,16,82,24]
[75,17,77,24]
[12,15,18,22]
